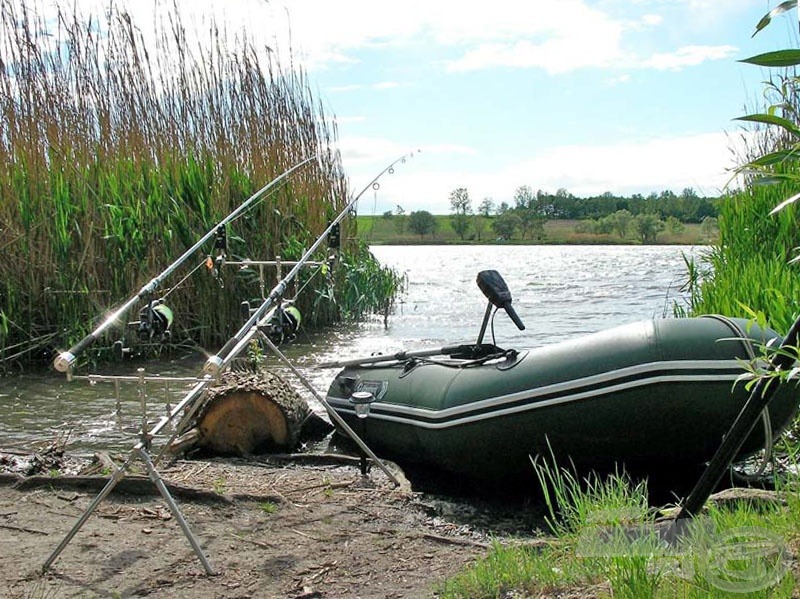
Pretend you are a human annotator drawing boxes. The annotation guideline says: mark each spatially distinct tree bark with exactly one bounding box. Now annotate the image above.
[179,370,310,456]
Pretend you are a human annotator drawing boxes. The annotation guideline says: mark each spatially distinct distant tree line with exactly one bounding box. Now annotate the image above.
[515,187,718,222]
[383,186,719,242]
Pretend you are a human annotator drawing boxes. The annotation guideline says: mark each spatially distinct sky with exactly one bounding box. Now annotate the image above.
[65,0,799,214]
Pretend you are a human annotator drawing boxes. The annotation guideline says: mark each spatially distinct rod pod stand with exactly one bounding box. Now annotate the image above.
[674,314,800,520]
[43,368,217,575]
[52,156,317,374]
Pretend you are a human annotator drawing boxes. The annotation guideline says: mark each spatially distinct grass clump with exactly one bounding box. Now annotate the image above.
[212,478,227,495]
[682,181,800,334]
[439,540,587,598]
[440,456,798,598]
[258,500,279,515]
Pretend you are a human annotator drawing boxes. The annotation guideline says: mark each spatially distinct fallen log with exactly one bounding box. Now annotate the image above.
[174,370,310,456]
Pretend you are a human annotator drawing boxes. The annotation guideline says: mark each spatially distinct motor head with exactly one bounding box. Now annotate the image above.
[476,270,525,331]
[477,270,512,308]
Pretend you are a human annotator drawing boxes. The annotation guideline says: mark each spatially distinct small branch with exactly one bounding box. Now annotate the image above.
[0,523,49,536]
[422,532,489,549]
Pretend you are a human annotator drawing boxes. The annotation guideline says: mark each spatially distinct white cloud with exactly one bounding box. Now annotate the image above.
[501,132,740,197]
[642,45,738,71]
[255,0,737,75]
[344,131,745,214]
[205,0,628,74]
[641,14,663,26]
[62,0,738,79]
[446,34,623,74]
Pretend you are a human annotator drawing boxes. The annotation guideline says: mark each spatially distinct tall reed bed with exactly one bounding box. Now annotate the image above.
[684,16,800,333]
[0,0,396,365]
[685,179,800,333]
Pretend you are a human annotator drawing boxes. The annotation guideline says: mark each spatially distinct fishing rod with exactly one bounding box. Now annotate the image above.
[202,149,420,376]
[44,152,417,573]
[53,155,318,374]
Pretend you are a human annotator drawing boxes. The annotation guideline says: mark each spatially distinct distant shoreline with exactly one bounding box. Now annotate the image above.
[357,216,715,246]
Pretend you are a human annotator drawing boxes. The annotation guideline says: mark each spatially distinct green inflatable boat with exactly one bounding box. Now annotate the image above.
[326,271,799,482]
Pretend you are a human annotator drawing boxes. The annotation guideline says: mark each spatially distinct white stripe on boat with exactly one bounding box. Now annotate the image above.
[327,359,747,430]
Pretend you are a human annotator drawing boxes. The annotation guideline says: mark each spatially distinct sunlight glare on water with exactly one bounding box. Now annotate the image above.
[364,245,703,349]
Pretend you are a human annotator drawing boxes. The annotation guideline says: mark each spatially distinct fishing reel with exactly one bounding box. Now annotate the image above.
[245,301,301,345]
[137,299,174,342]
[111,298,174,361]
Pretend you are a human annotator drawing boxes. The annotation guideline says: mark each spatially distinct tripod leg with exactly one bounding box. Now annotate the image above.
[136,447,216,575]
[42,461,130,572]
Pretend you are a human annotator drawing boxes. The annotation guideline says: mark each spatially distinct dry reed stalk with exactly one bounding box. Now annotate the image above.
[0,0,367,363]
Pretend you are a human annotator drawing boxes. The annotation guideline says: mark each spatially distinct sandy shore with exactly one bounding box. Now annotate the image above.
[0,450,545,598]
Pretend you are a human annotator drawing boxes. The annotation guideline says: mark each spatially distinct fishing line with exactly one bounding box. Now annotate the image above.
[160,259,208,301]
[0,331,60,362]
[292,260,328,300]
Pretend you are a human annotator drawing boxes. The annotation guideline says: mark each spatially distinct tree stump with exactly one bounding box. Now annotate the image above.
[186,370,310,456]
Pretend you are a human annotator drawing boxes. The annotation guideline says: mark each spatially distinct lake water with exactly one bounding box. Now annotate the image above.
[0,244,706,453]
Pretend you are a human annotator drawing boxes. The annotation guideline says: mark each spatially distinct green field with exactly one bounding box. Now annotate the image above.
[356,215,714,245]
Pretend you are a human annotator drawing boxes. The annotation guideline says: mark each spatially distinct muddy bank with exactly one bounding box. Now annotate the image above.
[0,449,548,598]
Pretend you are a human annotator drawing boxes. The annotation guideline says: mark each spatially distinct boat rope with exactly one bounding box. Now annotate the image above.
[410,349,516,369]
[701,314,774,477]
